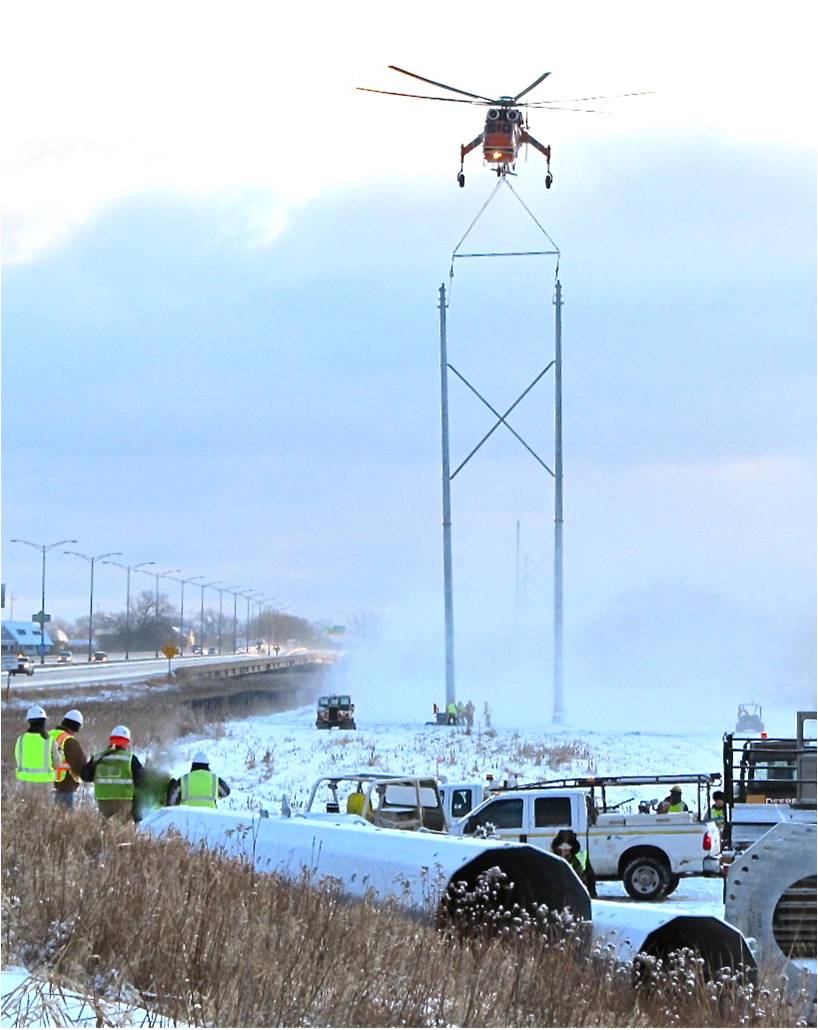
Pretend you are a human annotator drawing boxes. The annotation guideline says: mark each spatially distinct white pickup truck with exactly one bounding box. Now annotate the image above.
[441,774,723,901]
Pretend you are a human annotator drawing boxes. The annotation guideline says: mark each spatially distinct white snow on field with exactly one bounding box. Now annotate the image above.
[141,704,727,918]
[0,967,184,1028]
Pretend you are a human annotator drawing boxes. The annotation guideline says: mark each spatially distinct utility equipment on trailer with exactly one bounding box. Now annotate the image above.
[315,694,356,730]
[447,773,723,901]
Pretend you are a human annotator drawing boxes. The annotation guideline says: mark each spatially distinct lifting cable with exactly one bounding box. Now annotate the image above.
[447,175,560,306]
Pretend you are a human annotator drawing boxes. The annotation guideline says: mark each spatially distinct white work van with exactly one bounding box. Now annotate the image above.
[442,774,722,901]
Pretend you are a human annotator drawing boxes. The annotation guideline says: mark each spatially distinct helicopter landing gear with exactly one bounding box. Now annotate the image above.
[545,172,553,189]
[457,172,465,188]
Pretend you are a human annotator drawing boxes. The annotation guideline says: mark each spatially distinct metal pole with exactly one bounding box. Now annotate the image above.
[515,519,521,640]
[552,278,565,724]
[88,559,95,661]
[40,547,46,664]
[180,582,186,654]
[155,574,161,658]
[232,593,238,653]
[438,284,456,707]
[125,565,131,660]
[218,590,223,654]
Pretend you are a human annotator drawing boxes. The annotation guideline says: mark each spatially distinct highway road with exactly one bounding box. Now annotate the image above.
[3,650,309,692]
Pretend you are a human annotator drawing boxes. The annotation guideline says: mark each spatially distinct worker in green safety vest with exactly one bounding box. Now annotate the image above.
[658,785,689,814]
[551,828,597,897]
[14,705,55,793]
[81,724,145,822]
[707,790,726,829]
[168,751,230,809]
[446,701,458,725]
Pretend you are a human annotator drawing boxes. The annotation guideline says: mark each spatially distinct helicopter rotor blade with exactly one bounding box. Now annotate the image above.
[513,70,552,103]
[387,65,495,103]
[525,90,654,105]
[518,104,613,114]
[357,87,486,105]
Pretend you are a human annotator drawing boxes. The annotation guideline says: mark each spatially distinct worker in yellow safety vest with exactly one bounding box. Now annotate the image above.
[14,705,55,792]
[658,786,689,814]
[707,790,726,829]
[168,752,231,809]
[446,701,458,725]
[49,709,87,809]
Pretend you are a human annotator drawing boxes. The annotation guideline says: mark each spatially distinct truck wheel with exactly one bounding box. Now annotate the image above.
[623,855,671,901]
[665,874,681,896]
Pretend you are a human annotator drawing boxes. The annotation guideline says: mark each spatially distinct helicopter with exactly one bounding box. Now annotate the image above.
[358,65,649,188]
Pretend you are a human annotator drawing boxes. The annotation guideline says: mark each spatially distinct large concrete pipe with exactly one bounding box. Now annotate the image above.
[140,807,592,928]
[592,900,756,979]
[724,821,816,1001]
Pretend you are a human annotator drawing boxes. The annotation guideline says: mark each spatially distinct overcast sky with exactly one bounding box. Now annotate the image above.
[2,2,815,727]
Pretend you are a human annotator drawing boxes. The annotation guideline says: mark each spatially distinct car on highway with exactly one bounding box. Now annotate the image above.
[57,650,73,663]
[90,651,109,663]
[9,654,34,676]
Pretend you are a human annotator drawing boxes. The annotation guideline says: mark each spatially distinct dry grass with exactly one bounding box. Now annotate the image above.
[1,794,806,1028]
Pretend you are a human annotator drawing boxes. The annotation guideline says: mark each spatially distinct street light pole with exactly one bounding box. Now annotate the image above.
[11,537,78,664]
[171,575,203,655]
[199,581,221,652]
[229,590,242,653]
[218,586,239,656]
[103,560,154,659]
[64,550,122,661]
[137,568,180,658]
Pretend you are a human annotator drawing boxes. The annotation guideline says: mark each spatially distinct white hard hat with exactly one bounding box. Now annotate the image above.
[193,750,209,765]
[63,709,83,727]
[26,704,46,721]
[110,724,131,741]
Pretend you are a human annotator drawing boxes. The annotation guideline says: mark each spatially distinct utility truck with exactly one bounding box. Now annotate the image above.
[722,709,816,853]
[443,773,723,901]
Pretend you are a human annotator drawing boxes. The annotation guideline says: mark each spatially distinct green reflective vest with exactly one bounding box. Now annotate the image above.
[180,769,218,808]
[667,802,687,813]
[708,805,725,824]
[577,849,589,871]
[15,732,55,782]
[447,702,457,716]
[93,749,134,801]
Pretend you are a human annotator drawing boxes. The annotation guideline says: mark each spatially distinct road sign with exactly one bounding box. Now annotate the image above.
[32,611,51,624]
[161,644,178,659]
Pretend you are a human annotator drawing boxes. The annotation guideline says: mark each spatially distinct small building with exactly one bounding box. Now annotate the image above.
[1,621,54,657]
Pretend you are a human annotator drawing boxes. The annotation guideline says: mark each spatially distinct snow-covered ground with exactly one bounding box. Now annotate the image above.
[0,967,183,1028]
[146,703,726,918]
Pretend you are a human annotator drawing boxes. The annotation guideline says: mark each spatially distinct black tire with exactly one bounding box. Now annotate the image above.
[545,173,553,189]
[665,874,681,896]
[623,855,671,901]
[457,173,465,188]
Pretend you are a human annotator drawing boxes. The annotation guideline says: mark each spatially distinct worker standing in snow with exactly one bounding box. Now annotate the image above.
[456,701,465,726]
[81,725,144,822]
[464,700,475,730]
[50,709,87,809]
[167,751,230,809]
[658,785,689,814]
[550,829,597,897]
[14,705,54,792]
[446,701,458,725]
